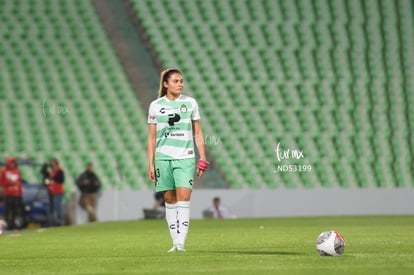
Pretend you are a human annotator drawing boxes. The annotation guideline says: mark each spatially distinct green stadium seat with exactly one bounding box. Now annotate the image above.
[0,0,152,191]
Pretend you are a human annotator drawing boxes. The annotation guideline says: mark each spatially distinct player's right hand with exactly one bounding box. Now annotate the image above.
[148,166,156,183]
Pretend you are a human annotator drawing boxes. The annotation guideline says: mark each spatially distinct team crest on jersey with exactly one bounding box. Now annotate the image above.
[180,104,188,113]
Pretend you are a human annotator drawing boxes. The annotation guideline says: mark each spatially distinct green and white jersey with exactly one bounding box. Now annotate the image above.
[148,95,200,160]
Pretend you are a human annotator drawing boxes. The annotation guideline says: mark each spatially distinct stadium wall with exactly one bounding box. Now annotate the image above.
[74,188,414,224]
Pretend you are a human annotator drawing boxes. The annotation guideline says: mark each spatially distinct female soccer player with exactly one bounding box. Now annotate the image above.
[147,68,208,252]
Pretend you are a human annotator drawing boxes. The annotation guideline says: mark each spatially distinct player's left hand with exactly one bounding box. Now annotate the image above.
[196,159,209,178]
[196,168,204,178]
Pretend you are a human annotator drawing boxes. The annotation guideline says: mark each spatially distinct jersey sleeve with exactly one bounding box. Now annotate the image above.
[191,99,201,121]
[147,102,157,124]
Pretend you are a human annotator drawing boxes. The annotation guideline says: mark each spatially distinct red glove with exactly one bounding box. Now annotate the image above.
[197,159,209,171]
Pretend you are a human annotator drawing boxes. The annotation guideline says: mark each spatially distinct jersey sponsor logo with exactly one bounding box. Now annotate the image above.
[187,150,193,155]
[164,132,185,138]
[159,107,178,114]
[168,113,181,126]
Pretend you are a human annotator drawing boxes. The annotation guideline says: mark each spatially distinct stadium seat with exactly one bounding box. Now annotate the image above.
[0,0,151,191]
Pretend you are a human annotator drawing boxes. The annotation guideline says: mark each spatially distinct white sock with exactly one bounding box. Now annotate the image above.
[165,203,178,246]
[176,201,191,246]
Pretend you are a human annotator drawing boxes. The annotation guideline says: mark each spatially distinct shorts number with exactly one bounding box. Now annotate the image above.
[155,168,160,178]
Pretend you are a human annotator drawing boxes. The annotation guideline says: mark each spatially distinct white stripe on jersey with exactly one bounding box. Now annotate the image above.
[157,145,195,159]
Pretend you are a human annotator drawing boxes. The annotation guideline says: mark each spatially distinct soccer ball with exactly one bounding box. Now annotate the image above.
[316,230,345,256]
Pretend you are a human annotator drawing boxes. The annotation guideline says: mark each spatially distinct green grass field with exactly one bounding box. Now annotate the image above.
[1,216,413,274]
